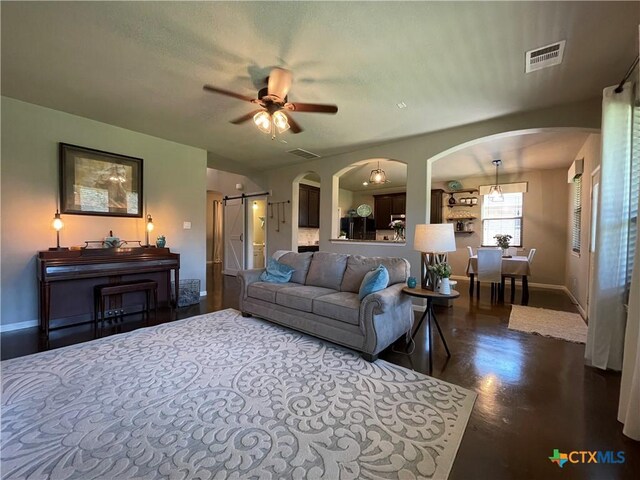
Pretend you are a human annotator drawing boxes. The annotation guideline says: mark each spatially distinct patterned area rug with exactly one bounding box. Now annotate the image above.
[509,305,588,343]
[1,309,476,480]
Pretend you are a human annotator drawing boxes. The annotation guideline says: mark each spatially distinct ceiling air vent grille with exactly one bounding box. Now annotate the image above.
[287,148,320,159]
[525,40,566,73]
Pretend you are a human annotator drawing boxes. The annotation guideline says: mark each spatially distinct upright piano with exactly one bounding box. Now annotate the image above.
[37,247,180,336]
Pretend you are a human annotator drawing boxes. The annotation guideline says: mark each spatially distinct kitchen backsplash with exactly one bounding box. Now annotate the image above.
[298,228,320,245]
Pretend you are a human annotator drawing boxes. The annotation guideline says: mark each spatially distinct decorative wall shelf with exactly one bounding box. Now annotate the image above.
[447,203,478,208]
[446,216,477,220]
[444,188,479,195]
[454,231,475,234]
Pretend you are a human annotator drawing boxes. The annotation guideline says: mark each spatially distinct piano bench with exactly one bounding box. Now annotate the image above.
[94,280,158,336]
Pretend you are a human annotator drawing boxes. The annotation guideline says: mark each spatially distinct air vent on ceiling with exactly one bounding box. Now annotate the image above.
[525,40,566,73]
[287,148,320,159]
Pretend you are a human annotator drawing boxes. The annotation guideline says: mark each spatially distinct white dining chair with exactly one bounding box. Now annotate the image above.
[477,248,503,302]
[467,246,474,258]
[528,248,537,264]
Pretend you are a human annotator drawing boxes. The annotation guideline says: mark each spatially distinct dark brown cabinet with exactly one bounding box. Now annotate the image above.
[298,184,320,228]
[430,189,444,223]
[373,193,406,230]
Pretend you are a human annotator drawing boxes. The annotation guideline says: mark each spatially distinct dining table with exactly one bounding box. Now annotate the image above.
[466,255,531,303]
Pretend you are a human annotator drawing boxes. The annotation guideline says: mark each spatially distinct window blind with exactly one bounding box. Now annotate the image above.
[572,176,582,253]
[627,103,640,289]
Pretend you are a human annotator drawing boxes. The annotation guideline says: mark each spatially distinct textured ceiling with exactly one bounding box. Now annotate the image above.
[2,2,637,170]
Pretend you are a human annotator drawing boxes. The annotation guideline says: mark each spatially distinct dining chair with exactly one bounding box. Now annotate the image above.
[528,248,537,264]
[477,248,503,302]
[467,246,474,258]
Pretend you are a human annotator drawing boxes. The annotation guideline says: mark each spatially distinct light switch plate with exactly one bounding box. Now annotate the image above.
[183,221,191,229]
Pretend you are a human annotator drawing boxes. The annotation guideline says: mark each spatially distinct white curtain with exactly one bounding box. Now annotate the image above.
[618,68,640,440]
[585,84,633,371]
[619,193,639,440]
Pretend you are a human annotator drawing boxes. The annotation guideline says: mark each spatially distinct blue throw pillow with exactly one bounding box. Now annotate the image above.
[358,265,389,300]
[260,257,295,283]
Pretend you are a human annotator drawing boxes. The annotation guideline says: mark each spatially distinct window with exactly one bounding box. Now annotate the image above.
[482,192,523,246]
[627,102,640,289]
[571,176,582,254]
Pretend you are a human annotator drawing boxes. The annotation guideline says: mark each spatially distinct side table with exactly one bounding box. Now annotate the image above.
[402,287,460,375]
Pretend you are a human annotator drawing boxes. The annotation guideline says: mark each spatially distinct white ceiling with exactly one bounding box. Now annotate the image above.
[2,2,637,170]
[340,160,408,192]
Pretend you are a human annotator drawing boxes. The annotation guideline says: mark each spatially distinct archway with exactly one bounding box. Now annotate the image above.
[424,126,600,287]
[332,158,408,241]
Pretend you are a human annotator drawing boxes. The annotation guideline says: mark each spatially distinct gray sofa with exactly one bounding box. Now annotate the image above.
[238,251,412,361]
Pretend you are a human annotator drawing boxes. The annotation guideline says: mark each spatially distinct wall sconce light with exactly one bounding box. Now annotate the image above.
[49,209,68,251]
[145,214,154,246]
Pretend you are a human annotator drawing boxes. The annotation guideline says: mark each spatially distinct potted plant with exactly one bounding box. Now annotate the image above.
[388,219,406,241]
[428,262,452,294]
[494,234,513,256]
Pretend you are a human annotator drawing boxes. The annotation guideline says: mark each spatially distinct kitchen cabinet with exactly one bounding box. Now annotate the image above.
[298,184,320,228]
[373,193,406,230]
[430,189,444,223]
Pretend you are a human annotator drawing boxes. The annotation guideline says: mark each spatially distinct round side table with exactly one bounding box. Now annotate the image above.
[402,287,460,375]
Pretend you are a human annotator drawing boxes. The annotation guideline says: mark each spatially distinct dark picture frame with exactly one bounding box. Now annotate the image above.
[59,143,143,217]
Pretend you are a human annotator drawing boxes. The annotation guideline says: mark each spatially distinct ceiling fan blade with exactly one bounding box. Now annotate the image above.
[203,85,255,102]
[285,113,303,134]
[286,102,338,114]
[229,109,264,125]
[267,68,293,100]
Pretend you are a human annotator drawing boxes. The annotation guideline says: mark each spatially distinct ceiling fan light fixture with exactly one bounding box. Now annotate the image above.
[272,110,290,133]
[253,111,271,134]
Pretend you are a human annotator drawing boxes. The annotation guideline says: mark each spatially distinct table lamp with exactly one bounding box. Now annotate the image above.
[145,214,154,246]
[413,224,457,290]
[49,209,68,251]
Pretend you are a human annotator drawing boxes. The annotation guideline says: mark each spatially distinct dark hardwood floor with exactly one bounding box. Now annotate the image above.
[2,264,638,479]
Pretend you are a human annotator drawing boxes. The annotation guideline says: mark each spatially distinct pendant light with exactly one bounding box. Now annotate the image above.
[368,161,388,185]
[489,159,504,202]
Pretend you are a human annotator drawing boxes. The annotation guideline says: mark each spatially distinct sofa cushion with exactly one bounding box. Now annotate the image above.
[259,257,295,283]
[276,285,337,312]
[278,252,314,284]
[359,265,390,300]
[341,256,409,293]
[248,281,298,303]
[305,252,349,290]
[313,292,361,326]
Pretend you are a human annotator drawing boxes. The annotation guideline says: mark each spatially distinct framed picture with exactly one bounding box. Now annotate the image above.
[59,143,143,217]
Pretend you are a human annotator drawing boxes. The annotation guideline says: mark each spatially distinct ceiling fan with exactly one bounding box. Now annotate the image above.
[203,67,338,136]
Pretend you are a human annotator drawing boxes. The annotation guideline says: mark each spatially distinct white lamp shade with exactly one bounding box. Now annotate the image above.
[414,224,456,252]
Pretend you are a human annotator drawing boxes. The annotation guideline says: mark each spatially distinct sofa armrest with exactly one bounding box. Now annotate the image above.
[360,283,412,355]
[361,283,406,314]
[237,269,265,300]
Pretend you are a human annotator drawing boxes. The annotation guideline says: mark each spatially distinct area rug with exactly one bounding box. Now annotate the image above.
[508,305,588,343]
[1,309,475,480]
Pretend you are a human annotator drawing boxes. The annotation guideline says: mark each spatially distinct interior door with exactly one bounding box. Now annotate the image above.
[224,199,244,276]
[587,168,601,313]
